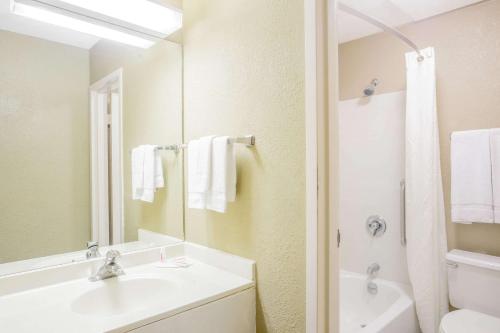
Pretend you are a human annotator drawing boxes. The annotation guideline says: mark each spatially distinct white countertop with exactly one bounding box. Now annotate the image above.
[0,243,255,333]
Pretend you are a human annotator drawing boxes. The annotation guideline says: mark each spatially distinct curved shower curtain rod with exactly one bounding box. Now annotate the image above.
[338,2,424,61]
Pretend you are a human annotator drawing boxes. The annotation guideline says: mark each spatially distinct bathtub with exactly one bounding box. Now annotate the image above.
[340,271,420,333]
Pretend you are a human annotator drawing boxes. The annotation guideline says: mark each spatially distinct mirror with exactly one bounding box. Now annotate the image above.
[0,5,183,275]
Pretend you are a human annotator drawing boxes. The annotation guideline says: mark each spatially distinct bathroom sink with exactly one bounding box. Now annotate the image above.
[71,276,176,316]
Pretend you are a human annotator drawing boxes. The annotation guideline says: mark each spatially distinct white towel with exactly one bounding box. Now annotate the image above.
[187,136,215,209]
[490,129,500,223]
[451,129,494,223]
[132,147,145,200]
[131,145,164,203]
[206,136,237,213]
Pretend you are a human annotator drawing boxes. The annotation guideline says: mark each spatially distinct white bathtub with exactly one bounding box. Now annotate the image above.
[341,271,420,333]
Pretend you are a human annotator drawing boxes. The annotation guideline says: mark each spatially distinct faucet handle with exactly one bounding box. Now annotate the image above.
[367,263,381,276]
[366,216,387,237]
[87,241,98,249]
[105,250,121,263]
[86,241,101,259]
[368,220,381,236]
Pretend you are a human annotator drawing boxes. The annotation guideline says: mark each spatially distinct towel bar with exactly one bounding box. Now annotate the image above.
[132,135,256,154]
[175,135,255,150]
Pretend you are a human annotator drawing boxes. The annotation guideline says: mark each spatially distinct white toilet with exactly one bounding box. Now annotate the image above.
[440,249,500,333]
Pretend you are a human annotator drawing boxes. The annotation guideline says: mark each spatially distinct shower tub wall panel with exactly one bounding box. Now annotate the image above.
[339,90,409,284]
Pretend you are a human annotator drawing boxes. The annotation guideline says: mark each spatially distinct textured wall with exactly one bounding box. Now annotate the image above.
[339,0,500,256]
[90,40,184,241]
[0,30,90,262]
[182,0,306,332]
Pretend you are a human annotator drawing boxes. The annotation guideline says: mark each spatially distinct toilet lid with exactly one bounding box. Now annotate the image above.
[440,309,500,333]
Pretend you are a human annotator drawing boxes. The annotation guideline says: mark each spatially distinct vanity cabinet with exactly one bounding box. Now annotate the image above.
[0,243,256,333]
[127,288,255,333]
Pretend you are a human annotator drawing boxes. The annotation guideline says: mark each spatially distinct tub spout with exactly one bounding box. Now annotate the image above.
[366,263,380,295]
[366,263,380,279]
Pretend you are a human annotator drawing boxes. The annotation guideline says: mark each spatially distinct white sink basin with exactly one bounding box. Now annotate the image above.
[0,244,256,333]
[71,276,176,316]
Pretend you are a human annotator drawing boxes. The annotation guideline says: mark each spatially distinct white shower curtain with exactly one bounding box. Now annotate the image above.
[405,47,448,333]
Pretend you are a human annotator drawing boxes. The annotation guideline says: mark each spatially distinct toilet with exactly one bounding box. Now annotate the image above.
[440,249,500,333]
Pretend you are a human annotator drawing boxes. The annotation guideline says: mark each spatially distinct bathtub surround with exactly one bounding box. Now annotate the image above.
[405,47,448,333]
[90,39,183,242]
[339,91,409,284]
[182,0,306,331]
[339,0,500,256]
[0,30,90,263]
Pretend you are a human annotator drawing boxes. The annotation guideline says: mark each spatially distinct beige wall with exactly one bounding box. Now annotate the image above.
[182,0,305,332]
[339,0,500,256]
[90,40,184,241]
[0,30,90,262]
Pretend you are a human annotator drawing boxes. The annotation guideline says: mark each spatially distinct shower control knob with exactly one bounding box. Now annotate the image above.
[366,215,387,237]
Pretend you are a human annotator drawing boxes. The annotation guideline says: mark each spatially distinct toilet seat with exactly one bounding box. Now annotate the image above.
[440,309,500,333]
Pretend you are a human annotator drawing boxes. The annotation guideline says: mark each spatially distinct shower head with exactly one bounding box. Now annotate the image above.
[363,79,379,97]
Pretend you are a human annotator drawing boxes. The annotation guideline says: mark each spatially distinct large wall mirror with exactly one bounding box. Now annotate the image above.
[0,0,184,275]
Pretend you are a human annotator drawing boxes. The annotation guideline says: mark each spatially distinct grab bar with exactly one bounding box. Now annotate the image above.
[400,179,407,246]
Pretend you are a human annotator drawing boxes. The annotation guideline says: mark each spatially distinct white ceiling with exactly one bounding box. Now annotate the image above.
[338,0,485,43]
[0,0,99,49]
[0,0,485,48]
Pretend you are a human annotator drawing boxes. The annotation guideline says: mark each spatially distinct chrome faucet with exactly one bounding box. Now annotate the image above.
[367,263,380,278]
[366,263,380,295]
[366,216,386,237]
[86,241,101,259]
[90,250,124,282]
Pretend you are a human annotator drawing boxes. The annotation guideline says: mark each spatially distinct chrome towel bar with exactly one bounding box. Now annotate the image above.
[132,135,256,154]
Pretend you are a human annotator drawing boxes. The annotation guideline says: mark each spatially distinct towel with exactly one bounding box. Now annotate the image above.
[206,136,237,213]
[451,129,494,223]
[131,145,164,203]
[187,136,215,209]
[132,147,145,200]
[490,129,500,223]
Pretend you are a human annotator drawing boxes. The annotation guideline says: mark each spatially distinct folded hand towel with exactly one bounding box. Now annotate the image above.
[187,136,215,209]
[206,136,237,213]
[451,129,494,223]
[490,129,500,223]
[131,145,164,203]
[141,145,164,202]
[155,147,165,189]
[132,147,145,200]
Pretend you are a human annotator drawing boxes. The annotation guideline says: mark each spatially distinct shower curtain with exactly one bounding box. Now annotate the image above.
[405,47,448,333]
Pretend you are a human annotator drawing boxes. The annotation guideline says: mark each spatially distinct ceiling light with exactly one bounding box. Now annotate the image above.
[53,0,182,37]
[11,2,155,48]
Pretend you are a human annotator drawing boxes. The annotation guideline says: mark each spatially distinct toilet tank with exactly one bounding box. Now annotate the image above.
[447,250,500,317]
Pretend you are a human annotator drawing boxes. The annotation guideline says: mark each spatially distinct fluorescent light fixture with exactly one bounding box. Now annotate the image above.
[56,0,182,36]
[11,2,155,48]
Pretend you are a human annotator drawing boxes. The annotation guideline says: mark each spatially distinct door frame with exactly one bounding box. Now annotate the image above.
[89,68,124,245]
[305,0,339,332]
